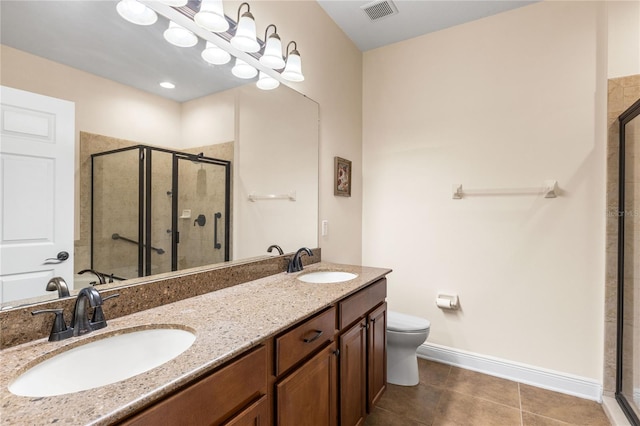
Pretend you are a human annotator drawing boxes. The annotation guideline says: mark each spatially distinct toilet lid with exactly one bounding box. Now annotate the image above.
[387,311,430,332]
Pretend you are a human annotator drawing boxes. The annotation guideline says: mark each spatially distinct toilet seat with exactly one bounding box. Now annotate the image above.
[387,311,430,332]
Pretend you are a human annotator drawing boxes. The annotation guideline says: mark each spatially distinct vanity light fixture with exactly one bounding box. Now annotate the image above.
[160,82,176,89]
[231,58,258,79]
[164,21,198,47]
[116,0,158,26]
[230,2,260,53]
[256,71,280,90]
[194,0,229,33]
[259,25,285,70]
[281,41,304,82]
[201,41,231,65]
[157,0,188,7]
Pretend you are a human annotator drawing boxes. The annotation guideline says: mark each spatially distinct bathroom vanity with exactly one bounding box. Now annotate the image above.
[0,262,391,425]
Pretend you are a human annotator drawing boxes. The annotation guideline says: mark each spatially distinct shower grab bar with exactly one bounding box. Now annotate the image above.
[248,191,296,202]
[213,212,222,249]
[111,233,165,255]
[452,180,558,199]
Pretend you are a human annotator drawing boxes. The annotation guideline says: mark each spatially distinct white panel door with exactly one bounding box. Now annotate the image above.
[0,86,75,304]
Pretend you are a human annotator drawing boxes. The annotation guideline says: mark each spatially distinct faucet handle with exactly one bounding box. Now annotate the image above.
[32,309,74,341]
[90,293,119,330]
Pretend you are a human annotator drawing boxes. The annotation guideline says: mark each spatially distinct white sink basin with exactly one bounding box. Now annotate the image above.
[297,271,358,284]
[9,327,195,397]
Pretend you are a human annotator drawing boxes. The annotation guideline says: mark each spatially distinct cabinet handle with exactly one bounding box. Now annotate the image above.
[302,329,323,343]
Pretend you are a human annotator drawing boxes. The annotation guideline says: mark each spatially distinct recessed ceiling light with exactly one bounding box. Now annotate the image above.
[160,82,176,89]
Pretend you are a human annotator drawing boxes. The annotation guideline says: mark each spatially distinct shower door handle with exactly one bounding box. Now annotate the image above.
[214,212,222,249]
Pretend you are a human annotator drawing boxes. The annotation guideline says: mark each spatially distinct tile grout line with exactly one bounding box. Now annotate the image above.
[430,364,453,426]
[518,382,524,426]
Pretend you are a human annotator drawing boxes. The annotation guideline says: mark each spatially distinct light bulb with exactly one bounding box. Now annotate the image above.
[230,12,259,53]
[201,41,231,65]
[260,34,285,69]
[164,21,198,48]
[116,0,157,26]
[256,72,280,90]
[282,50,304,82]
[231,58,257,79]
[195,0,229,32]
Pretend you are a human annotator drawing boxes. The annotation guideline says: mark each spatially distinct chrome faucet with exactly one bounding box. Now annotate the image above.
[45,277,70,298]
[287,247,313,273]
[267,244,284,255]
[71,286,103,336]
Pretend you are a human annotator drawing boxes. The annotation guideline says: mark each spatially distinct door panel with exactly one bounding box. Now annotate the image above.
[0,86,75,303]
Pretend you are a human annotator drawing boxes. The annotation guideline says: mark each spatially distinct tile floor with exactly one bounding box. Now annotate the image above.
[366,358,612,426]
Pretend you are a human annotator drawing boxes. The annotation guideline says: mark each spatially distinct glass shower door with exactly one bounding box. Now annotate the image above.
[173,154,230,270]
[618,98,640,425]
[91,147,141,279]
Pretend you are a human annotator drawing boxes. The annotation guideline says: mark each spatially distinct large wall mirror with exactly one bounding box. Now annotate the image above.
[0,1,319,307]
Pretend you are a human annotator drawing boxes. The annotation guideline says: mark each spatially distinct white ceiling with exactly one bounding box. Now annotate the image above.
[316,0,538,51]
[0,1,539,102]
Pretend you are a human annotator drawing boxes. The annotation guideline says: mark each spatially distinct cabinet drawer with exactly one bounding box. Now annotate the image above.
[275,306,336,376]
[338,278,387,330]
[121,345,267,426]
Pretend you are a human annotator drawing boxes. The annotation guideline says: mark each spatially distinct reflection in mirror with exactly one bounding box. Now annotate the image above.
[0,1,319,308]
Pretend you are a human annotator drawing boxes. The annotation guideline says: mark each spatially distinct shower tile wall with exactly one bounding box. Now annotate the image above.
[605,74,640,397]
[76,132,233,280]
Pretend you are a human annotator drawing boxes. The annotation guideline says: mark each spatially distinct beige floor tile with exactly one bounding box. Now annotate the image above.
[418,358,451,387]
[522,411,571,426]
[365,406,430,426]
[432,390,522,426]
[376,383,443,424]
[445,367,520,408]
[519,384,611,425]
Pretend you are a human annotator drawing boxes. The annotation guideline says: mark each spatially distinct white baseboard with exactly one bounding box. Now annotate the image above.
[417,342,603,402]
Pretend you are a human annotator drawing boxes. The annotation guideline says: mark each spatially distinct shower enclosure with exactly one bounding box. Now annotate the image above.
[617,97,640,425]
[91,145,230,279]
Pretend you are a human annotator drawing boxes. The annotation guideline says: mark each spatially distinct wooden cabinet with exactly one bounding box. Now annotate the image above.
[367,302,387,410]
[224,396,269,426]
[276,342,338,426]
[274,277,387,426]
[337,279,387,426]
[119,346,267,426]
[339,320,367,426]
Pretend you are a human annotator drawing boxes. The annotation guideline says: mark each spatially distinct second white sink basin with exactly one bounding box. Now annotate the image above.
[9,327,195,397]
[297,271,358,284]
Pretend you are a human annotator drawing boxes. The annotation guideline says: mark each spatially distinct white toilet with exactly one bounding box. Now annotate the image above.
[386,310,431,386]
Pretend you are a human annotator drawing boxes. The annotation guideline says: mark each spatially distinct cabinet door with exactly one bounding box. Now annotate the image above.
[340,320,367,426]
[224,395,269,426]
[276,343,338,426]
[368,302,387,411]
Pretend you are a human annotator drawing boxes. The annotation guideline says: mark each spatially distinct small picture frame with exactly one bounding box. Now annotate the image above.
[334,156,352,197]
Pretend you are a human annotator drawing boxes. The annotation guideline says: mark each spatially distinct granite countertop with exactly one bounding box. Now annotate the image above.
[0,262,391,425]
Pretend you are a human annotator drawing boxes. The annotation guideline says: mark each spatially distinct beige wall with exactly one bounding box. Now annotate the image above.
[608,0,640,79]
[362,1,608,380]
[241,1,364,264]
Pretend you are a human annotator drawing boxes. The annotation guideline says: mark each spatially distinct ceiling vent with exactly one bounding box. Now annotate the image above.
[361,0,398,22]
